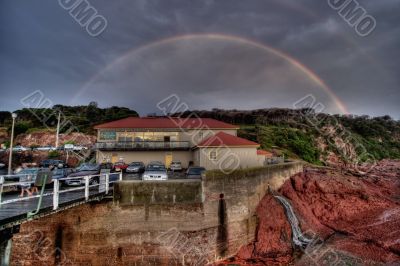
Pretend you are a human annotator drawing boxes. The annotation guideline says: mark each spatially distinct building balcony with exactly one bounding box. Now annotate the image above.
[95,141,191,151]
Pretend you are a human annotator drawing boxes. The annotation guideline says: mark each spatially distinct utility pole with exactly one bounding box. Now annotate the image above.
[8,113,17,175]
[55,111,61,148]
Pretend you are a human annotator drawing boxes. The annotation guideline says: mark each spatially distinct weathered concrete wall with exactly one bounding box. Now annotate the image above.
[10,162,303,266]
[200,162,304,258]
[115,180,203,205]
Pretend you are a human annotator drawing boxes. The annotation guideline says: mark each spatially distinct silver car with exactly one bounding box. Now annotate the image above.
[65,163,100,186]
[142,164,168,181]
[126,162,145,173]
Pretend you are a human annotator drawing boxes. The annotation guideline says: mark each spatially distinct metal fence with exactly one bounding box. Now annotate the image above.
[0,172,122,210]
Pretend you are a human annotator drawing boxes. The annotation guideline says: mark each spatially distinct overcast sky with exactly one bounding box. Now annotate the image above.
[0,0,399,118]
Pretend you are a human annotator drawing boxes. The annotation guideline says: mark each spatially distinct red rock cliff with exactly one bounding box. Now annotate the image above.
[216,160,400,265]
[280,160,400,264]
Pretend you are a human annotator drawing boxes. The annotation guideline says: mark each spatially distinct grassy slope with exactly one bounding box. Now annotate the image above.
[237,117,400,165]
[238,125,322,164]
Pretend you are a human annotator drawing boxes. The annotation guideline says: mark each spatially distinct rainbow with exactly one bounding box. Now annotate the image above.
[76,33,349,114]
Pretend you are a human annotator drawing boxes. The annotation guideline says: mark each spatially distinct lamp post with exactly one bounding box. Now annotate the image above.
[8,113,17,175]
[55,111,61,149]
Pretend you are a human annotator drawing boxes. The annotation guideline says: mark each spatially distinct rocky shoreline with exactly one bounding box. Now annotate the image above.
[214,160,400,265]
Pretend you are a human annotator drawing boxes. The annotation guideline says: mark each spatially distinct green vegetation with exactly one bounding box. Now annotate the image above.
[179,108,400,165]
[0,102,138,136]
[26,127,53,134]
[258,126,321,164]
[29,144,40,149]
[1,104,399,165]
[12,121,33,136]
[3,140,10,148]
[48,150,60,158]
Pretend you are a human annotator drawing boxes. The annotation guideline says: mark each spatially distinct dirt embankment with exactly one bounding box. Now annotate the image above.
[0,132,96,167]
[215,160,400,265]
[14,131,95,147]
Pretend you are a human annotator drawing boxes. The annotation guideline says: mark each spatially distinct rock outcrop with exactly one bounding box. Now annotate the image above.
[280,160,400,264]
[216,160,400,265]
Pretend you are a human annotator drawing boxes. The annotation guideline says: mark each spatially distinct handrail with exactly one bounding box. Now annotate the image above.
[0,173,35,178]
[1,180,35,187]
[0,173,119,212]
[27,173,50,217]
[0,173,109,187]
[0,173,116,183]
[0,174,35,183]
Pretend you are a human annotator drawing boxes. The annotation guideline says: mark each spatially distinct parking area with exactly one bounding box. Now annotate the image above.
[0,171,191,202]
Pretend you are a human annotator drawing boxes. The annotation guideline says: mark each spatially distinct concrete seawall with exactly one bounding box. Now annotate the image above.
[11,162,303,265]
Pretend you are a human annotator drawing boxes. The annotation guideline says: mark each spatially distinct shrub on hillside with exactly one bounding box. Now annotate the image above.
[48,150,60,159]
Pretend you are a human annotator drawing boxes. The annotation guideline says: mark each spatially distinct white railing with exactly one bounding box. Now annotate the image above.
[0,174,34,204]
[0,172,122,211]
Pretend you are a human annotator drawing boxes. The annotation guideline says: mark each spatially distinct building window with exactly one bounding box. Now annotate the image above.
[99,131,116,141]
[133,132,144,142]
[209,151,217,160]
[144,132,154,141]
[118,132,127,142]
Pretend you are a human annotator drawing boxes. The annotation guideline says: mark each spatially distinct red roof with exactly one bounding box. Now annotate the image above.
[94,117,238,129]
[257,149,273,157]
[197,132,259,147]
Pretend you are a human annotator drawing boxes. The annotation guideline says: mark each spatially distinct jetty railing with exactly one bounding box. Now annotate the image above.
[0,172,122,212]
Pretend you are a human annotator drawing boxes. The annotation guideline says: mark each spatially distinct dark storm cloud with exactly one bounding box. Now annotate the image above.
[0,0,399,117]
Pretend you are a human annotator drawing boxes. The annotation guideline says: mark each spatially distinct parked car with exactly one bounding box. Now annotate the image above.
[0,167,36,192]
[51,168,74,184]
[143,163,168,181]
[65,163,101,186]
[72,145,87,151]
[39,159,67,168]
[14,167,40,184]
[34,146,56,151]
[100,162,114,171]
[169,161,182,171]
[149,161,163,165]
[186,167,206,179]
[11,146,29,152]
[63,144,74,150]
[113,162,129,172]
[126,162,145,174]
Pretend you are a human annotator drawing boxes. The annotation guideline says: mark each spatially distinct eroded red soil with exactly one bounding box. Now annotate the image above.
[215,160,400,265]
